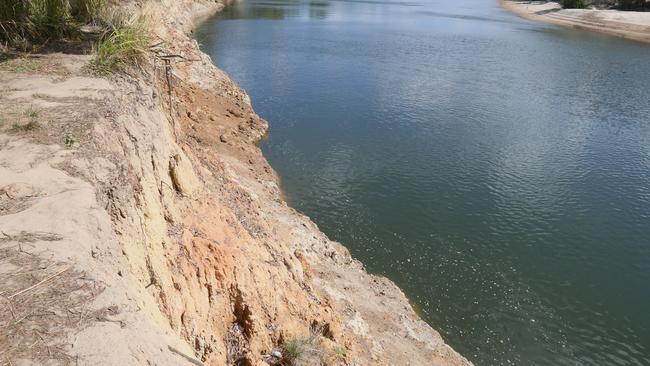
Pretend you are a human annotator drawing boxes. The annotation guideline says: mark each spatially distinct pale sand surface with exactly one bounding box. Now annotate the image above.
[500,1,650,43]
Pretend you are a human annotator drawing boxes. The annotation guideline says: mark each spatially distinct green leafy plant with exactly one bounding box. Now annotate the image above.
[65,134,76,147]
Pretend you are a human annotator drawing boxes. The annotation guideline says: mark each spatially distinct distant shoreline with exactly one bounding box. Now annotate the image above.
[499,0,650,44]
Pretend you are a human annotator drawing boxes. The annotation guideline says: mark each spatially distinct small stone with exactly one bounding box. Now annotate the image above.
[220,134,228,143]
[271,351,282,358]
[107,305,119,315]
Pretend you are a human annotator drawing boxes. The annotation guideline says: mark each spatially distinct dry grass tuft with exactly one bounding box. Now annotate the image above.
[0,237,104,365]
[0,0,106,48]
[280,325,346,366]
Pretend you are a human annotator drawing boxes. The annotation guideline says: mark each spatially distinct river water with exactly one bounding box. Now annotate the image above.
[196,1,650,364]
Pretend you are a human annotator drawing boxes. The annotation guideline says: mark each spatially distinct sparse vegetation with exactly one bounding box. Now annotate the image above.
[280,326,346,366]
[11,119,40,131]
[65,133,76,147]
[73,0,105,24]
[26,105,40,119]
[1,1,151,73]
[0,0,106,47]
[0,57,65,74]
[10,106,41,131]
[329,346,347,362]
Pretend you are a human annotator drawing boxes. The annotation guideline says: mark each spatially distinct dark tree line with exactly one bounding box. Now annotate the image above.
[562,0,649,9]
[617,0,648,10]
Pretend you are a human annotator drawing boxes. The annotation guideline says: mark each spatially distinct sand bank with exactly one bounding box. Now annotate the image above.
[501,1,650,43]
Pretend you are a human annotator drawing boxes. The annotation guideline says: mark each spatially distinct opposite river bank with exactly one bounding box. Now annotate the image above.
[500,0,650,43]
[196,0,650,364]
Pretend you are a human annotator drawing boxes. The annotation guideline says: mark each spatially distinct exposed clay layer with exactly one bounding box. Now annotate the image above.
[501,0,650,43]
[0,0,471,365]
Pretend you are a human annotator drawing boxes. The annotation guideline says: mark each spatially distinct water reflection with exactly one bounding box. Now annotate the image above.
[221,0,331,19]
[197,0,650,364]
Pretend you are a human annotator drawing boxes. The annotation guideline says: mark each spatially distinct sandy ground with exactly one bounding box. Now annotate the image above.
[500,1,650,43]
[0,55,202,365]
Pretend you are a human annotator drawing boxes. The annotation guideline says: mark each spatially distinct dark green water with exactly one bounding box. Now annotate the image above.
[196,1,650,364]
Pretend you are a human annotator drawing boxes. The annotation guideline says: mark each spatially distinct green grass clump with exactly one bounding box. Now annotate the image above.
[0,0,105,47]
[10,106,41,131]
[281,326,337,366]
[71,0,105,24]
[90,14,150,74]
[65,133,76,147]
[11,119,40,131]
[1,1,150,73]
[25,105,40,119]
[14,60,41,72]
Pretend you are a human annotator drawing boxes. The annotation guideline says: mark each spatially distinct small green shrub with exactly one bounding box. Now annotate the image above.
[561,0,589,8]
[65,134,76,147]
[282,338,309,362]
[90,14,150,73]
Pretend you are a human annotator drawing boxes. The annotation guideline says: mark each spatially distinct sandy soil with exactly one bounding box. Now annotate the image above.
[0,55,202,365]
[500,1,650,43]
[0,0,472,365]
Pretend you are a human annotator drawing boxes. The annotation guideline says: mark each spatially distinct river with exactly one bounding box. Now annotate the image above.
[195,1,650,364]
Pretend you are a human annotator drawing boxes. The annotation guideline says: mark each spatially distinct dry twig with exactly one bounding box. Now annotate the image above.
[8,267,70,299]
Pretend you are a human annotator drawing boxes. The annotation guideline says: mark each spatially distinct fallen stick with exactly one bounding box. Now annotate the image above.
[8,267,69,299]
[35,331,52,356]
[168,346,204,366]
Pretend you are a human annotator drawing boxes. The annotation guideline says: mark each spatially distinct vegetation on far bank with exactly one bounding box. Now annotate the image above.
[561,0,649,9]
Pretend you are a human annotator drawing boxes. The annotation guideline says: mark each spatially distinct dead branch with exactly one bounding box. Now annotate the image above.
[168,346,204,366]
[35,330,52,357]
